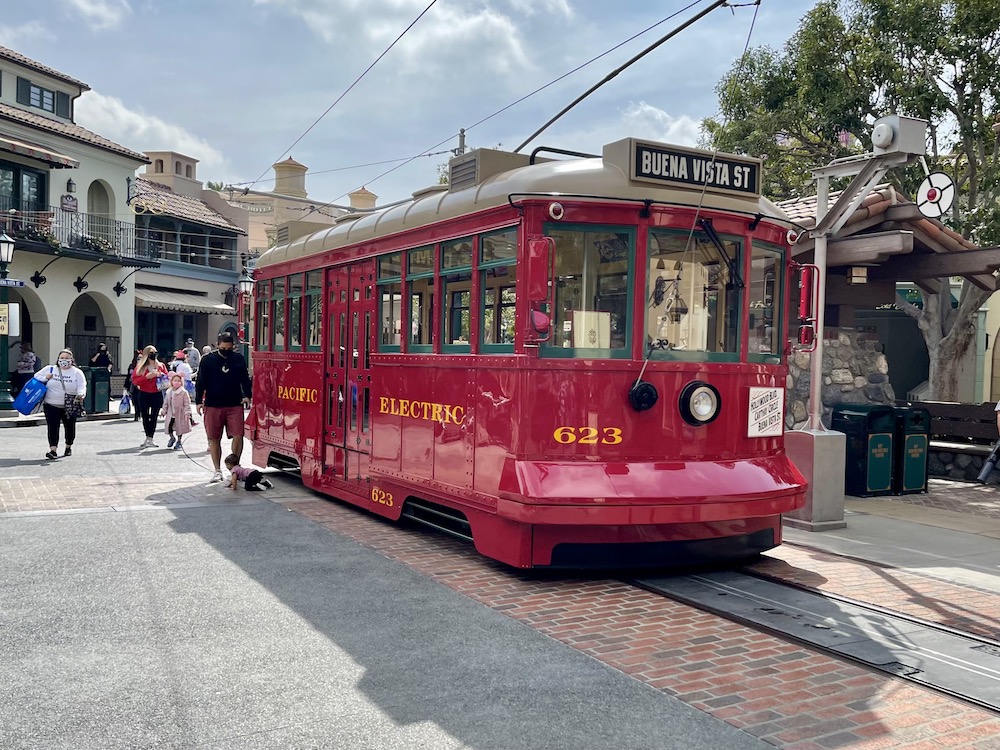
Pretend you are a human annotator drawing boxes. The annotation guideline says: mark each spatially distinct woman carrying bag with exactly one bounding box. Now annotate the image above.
[131,345,168,449]
[36,348,87,460]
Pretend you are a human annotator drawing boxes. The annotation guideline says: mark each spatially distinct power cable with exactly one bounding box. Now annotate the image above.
[515,0,730,152]
[241,0,440,193]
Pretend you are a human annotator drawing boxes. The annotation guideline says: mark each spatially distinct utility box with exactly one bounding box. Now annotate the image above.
[831,404,895,497]
[86,367,111,414]
[893,406,930,495]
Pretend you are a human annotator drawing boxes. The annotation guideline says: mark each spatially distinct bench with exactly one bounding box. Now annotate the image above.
[908,401,998,456]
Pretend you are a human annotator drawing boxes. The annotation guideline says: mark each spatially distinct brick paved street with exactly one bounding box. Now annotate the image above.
[3,417,1000,748]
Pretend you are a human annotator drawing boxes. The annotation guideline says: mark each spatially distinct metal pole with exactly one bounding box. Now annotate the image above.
[808,175,829,430]
[0,276,12,410]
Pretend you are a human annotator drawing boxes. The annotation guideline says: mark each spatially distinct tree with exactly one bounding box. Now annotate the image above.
[206,181,225,191]
[702,0,1000,400]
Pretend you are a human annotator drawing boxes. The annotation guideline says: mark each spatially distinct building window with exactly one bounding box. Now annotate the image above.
[175,161,182,175]
[0,160,47,213]
[154,159,163,173]
[16,77,70,117]
[185,165,192,178]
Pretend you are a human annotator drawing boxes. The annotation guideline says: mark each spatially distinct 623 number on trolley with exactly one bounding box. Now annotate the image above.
[553,426,623,445]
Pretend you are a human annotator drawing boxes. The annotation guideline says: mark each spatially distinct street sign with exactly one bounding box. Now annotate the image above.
[0,278,25,287]
[0,303,7,335]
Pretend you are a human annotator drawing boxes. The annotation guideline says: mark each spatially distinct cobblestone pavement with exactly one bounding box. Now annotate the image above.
[4,421,1000,749]
[883,478,1000,519]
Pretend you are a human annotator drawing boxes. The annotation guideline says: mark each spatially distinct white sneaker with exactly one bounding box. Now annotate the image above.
[147,439,159,448]
[210,471,223,483]
[139,438,151,449]
[260,478,274,490]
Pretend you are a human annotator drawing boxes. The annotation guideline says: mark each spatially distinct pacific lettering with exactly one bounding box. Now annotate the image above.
[277,385,319,403]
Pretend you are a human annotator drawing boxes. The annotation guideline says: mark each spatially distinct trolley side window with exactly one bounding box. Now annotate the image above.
[255,280,270,351]
[288,273,304,351]
[407,246,434,352]
[541,226,634,359]
[646,229,742,361]
[305,271,322,351]
[480,228,517,352]
[748,242,782,363]
[442,238,473,352]
[272,277,286,351]
[377,253,402,352]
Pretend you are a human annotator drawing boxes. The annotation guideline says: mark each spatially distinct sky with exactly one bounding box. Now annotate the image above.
[2,0,823,207]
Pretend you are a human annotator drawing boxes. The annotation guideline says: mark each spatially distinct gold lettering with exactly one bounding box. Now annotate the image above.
[422,401,432,420]
[380,396,389,413]
[399,400,410,418]
[452,406,465,424]
[431,403,443,422]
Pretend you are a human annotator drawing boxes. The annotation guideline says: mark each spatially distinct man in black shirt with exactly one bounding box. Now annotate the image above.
[195,332,252,483]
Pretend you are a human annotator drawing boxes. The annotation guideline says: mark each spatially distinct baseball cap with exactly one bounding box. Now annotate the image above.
[218,332,236,344]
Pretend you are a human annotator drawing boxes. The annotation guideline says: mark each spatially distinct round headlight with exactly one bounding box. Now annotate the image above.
[679,381,721,426]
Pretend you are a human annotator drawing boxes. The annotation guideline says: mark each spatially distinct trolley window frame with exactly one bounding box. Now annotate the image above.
[539,223,636,360]
[479,227,518,354]
[406,245,436,354]
[747,240,783,365]
[440,236,474,354]
[377,252,403,353]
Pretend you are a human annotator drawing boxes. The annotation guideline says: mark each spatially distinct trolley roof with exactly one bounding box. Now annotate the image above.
[256,138,790,270]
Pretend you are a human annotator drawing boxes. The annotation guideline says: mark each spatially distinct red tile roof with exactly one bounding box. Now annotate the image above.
[0,102,147,163]
[133,178,246,234]
[0,46,90,90]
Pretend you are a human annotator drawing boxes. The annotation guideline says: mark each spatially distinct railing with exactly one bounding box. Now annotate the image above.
[0,197,158,263]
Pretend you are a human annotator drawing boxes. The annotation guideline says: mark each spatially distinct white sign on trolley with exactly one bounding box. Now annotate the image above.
[747,386,784,437]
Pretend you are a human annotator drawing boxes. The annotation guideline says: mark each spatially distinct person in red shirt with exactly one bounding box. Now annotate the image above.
[130,344,168,449]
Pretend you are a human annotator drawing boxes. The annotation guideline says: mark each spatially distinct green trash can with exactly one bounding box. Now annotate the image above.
[86,367,111,414]
[831,404,895,497]
[893,406,930,495]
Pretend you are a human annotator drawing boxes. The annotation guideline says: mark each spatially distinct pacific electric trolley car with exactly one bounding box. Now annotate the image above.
[248,138,808,568]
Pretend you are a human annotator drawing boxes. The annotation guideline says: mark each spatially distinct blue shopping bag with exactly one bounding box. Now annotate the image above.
[12,376,47,415]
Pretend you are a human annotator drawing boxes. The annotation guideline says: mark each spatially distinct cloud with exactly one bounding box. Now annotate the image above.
[62,0,132,31]
[75,91,227,172]
[0,21,55,46]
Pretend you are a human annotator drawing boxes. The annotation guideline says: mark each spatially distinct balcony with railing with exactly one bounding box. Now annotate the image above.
[0,197,159,266]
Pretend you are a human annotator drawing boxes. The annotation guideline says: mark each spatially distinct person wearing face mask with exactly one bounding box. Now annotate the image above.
[89,343,113,372]
[195,331,252,483]
[131,344,168,449]
[36,349,87,460]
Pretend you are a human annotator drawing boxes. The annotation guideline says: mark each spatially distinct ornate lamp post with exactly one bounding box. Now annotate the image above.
[237,269,254,351]
[0,232,16,410]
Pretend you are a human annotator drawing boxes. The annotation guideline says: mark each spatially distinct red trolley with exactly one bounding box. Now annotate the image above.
[248,138,807,568]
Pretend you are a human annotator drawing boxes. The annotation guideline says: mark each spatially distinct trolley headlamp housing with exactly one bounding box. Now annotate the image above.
[679,381,721,426]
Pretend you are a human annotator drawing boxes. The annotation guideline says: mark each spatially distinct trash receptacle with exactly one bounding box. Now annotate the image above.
[86,367,111,414]
[893,406,930,495]
[831,404,895,497]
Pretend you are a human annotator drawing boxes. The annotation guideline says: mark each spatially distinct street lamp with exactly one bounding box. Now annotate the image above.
[0,231,16,410]
[236,269,254,346]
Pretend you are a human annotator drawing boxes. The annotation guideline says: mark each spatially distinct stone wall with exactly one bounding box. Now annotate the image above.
[928,450,998,483]
[786,330,895,429]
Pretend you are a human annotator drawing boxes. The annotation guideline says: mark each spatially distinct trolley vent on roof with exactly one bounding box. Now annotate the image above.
[275,225,289,244]
[448,148,534,192]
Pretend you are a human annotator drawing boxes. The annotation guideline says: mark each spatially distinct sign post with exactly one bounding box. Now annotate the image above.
[0,231,16,411]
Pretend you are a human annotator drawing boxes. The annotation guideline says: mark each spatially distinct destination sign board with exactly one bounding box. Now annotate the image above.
[630,141,761,198]
[0,279,25,287]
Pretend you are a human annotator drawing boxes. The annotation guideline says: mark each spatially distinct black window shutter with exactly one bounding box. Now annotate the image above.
[16,76,30,105]
[56,91,70,118]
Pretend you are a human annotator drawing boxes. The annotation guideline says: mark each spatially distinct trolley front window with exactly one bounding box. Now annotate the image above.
[748,242,782,363]
[646,229,742,361]
[541,226,633,359]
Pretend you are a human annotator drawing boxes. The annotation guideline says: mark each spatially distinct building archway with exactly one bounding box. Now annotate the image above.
[5,283,49,364]
[66,291,124,373]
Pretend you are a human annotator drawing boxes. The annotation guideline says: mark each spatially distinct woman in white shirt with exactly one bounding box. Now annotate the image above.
[35,348,87,460]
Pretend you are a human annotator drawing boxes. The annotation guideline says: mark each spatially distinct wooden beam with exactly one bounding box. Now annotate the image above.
[874,247,1000,279]
[826,231,913,265]
[913,278,942,294]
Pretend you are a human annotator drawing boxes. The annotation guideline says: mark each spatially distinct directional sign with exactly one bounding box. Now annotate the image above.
[0,279,25,287]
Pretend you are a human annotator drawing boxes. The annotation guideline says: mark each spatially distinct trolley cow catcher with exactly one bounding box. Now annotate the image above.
[248,137,808,568]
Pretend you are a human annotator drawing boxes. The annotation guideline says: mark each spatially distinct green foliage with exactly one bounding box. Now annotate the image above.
[206,181,225,191]
[702,0,1000,245]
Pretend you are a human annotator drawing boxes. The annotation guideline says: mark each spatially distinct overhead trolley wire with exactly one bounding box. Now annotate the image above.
[514,0,731,153]
[296,1,730,218]
[240,0,440,194]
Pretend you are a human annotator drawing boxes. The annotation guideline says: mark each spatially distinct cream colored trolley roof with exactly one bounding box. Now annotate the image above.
[256,138,790,270]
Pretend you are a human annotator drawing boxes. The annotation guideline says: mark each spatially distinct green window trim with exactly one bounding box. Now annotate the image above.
[479,262,516,354]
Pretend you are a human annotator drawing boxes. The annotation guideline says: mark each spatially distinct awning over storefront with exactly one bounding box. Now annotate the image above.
[0,135,80,168]
[135,289,234,315]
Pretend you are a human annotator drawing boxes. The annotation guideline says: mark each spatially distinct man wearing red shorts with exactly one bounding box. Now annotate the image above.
[195,332,252,483]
